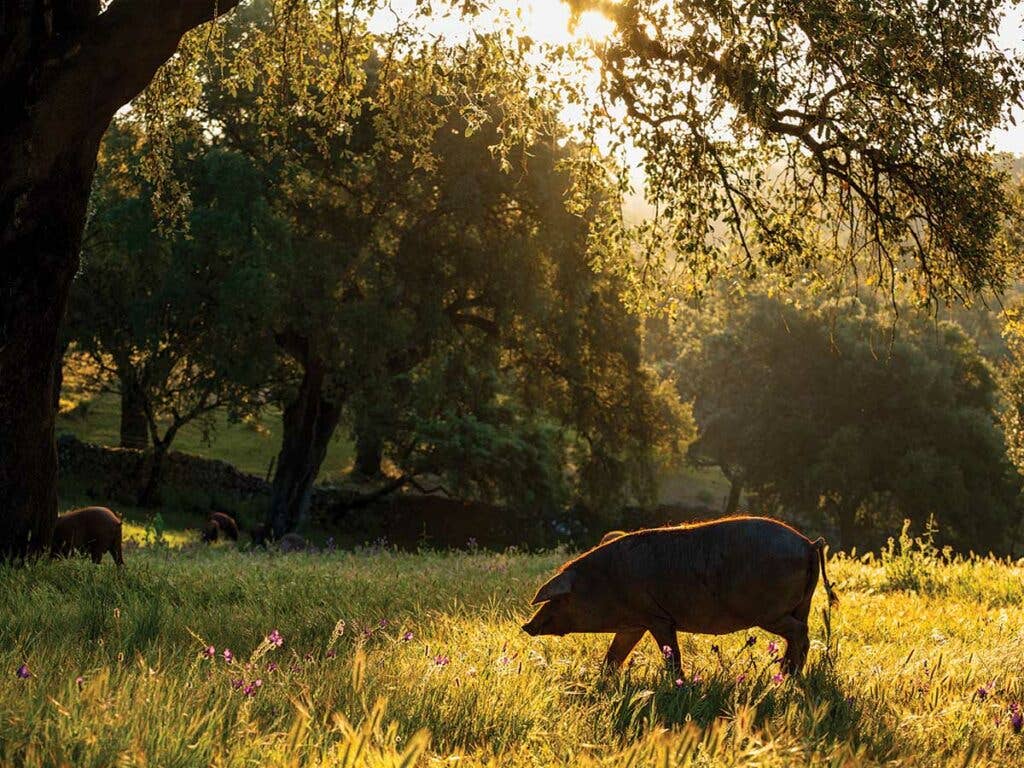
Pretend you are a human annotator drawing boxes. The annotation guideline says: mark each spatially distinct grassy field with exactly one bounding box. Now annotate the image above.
[3,529,1023,766]
[57,390,356,482]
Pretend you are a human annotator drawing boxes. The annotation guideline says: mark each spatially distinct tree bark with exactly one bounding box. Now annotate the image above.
[119,370,149,449]
[723,476,743,516]
[137,442,170,508]
[268,358,342,538]
[0,0,241,558]
[0,150,96,558]
[721,466,743,516]
[835,496,864,552]
[354,430,383,478]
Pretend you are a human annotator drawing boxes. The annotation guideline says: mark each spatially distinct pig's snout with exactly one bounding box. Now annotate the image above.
[521,618,540,636]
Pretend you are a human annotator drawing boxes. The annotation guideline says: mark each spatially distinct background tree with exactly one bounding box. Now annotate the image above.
[4,0,1021,557]
[65,123,277,505]
[674,291,1018,551]
[571,0,1023,300]
[0,0,252,557]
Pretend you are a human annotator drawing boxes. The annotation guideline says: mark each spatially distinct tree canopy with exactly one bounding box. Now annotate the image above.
[570,0,1024,301]
[671,288,1019,551]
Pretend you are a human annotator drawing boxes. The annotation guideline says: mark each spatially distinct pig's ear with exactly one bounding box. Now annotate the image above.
[531,570,576,604]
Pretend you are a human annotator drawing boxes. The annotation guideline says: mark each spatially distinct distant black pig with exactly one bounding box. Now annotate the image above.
[522,516,836,674]
[51,506,125,565]
[202,511,239,543]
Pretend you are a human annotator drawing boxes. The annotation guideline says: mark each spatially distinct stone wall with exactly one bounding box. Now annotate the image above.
[57,433,272,503]
[56,433,719,549]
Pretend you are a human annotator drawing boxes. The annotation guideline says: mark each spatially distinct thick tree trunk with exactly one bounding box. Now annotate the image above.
[137,442,169,508]
[354,430,383,478]
[268,359,342,538]
[119,370,149,449]
[835,496,864,552]
[0,0,242,558]
[723,475,743,516]
[0,147,98,559]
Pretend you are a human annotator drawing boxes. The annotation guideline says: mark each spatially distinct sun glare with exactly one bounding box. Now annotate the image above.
[572,10,616,41]
[370,1,615,47]
[516,3,615,45]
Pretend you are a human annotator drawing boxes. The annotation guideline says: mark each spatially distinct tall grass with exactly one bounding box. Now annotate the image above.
[2,544,1023,766]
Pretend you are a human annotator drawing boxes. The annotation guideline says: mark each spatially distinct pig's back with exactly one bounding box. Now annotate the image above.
[606,517,815,634]
[58,506,121,535]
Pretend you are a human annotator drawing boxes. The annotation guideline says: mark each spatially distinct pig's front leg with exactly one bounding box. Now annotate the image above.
[648,622,681,673]
[603,629,645,670]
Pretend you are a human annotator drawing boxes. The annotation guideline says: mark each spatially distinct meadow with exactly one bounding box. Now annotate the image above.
[2,528,1023,767]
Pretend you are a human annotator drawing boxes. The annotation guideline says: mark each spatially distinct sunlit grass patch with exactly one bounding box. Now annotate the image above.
[2,547,1023,766]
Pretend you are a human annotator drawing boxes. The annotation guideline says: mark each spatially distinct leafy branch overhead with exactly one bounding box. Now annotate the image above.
[571,0,1024,300]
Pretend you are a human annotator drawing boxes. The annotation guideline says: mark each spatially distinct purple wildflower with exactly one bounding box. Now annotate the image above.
[378,619,389,629]
[767,641,779,657]
[772,672,785,684]
[498,654,512,666]
[692,672,703,684]
[434,655,450,667]
[674,678,684,688]
[662,645,674,660]
[222,648,233,664]
[266,662,278,673]
[204,645,216,659]
[75,675,84,689]
[736,673,747,684]
[977,682,994,701]
[267,630,283,648]
[242,682,257,696]
[231,678,244,689]
[1012,710,1024,734]
[304,652,314,662]
[402,631,414,642]
[15,664,31,679]
[326,649,337,659]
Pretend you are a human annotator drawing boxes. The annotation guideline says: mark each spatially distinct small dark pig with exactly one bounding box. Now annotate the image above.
[599,530,626,546]
[51,506,125,565]
[201,520,220,543]
[202,511,239,543]
[522,516,837,674]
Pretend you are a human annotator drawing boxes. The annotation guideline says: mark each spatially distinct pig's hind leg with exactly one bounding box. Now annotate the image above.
[760,615,809,674]
[603,630,645,670]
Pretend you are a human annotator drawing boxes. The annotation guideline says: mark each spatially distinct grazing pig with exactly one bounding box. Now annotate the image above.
[51,506,125,565]
[599,530,626,546]
[202,511,239,543]
[522,516,837,674]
